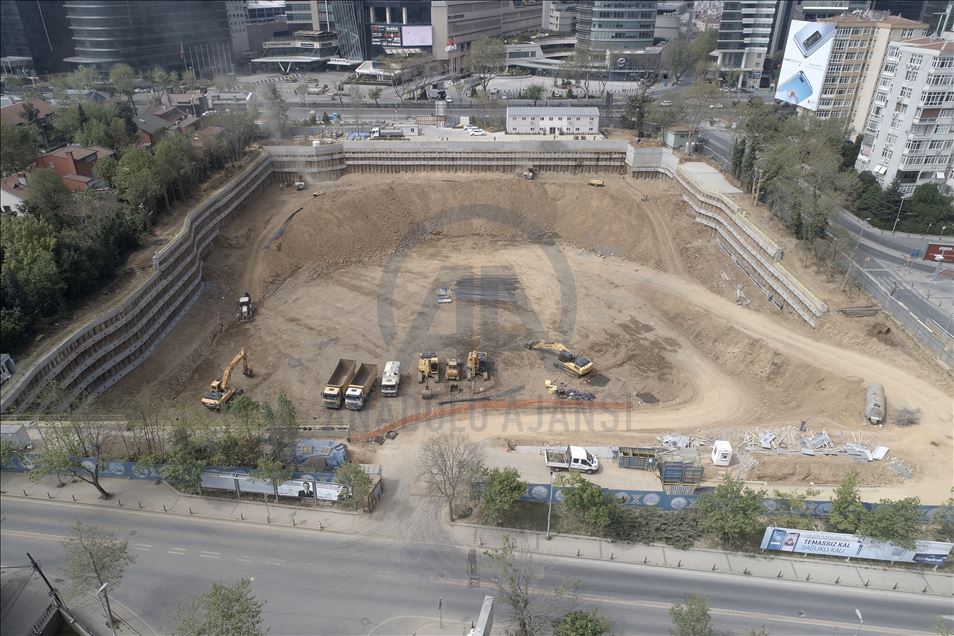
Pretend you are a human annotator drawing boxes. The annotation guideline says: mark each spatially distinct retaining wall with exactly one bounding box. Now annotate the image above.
[0,154,275,413]
[627,147,828,327]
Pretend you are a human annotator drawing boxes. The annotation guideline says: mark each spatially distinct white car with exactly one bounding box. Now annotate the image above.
[445,97,453,103]
[709,103,724,109]
[468,129,486,136]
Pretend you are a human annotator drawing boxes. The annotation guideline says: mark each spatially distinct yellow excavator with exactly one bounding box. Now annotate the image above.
[524,341,593,377]
[201,348,254,410]
[418,352,440,383]
[466,350,490,381]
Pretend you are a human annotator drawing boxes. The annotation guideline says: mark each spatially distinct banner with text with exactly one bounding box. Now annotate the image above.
[761,526,953,566]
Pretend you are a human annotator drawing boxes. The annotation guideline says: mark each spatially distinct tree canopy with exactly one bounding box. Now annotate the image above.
[465,38,507,93]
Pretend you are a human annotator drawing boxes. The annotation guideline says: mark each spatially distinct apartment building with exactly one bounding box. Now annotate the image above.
[855,34,954,195]
[815,12,927,135]
[575,0,658,52]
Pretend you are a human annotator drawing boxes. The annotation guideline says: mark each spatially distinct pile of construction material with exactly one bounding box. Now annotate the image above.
[738,426,889,462]
[455,275,519,304]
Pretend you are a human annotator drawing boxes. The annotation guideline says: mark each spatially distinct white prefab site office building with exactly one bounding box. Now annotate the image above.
[506,107,600,135]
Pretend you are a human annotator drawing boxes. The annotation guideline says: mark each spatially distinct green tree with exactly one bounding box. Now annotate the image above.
[113,145,162,216]
[773,488,820,529]
[667,36,693,84]
[268,392,298,462]
[879,178,904,227]
[553,609,612,636]
[854,173,886,221]
[902,182,954,233]
[24,167,72,223]
[172,578,266,636]
[0,439,21,468]
[0,307,30,350]
[148,66,170,94]
[62,520,136,623]
[29,441,71,487]
[71,65,98,90]
[0,119,40,175]
[696,475,765,547]
[418,430,485,521]
[33,401,117,499]
[347,84,364,128]
[523,83,546,106]
[859,497,922,549]
[1,214,64,315]
[154,133,197,205]
[465,37,507,94]
[109,63,136,112]
[731,137,746,178]
[253,455,291,502]
[335,462,373,510]
[669,594,714,636]
[829,470,865,533]
[932,494,954,543]
[480,467,528,525]
[367,85,383,106]
[622,92,655,136]
[556,471,616,535]
[95,153,118,188]
[162,440,205,494]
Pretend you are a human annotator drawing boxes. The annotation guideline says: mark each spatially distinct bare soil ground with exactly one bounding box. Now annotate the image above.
[103,172,954,502]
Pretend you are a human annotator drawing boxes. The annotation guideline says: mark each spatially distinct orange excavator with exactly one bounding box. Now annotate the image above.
[201,348,254,410]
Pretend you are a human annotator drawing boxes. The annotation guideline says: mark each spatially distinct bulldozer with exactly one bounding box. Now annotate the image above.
[446,358,462,382]
[524,340,593,377]
[466,350,490,381]
[238,292,253,322]
[588,178,605,187]
[201,348,254,410]
[418,352,440,383]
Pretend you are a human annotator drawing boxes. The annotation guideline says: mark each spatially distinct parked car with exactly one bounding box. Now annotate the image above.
[660,100,672,106]
[709,103,724,109]
[468,129,486,136]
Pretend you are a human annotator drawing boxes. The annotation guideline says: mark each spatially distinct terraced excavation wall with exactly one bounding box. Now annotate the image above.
[0,154,275,413]
[627,147,828,327]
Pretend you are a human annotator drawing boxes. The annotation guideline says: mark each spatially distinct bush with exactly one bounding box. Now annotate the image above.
[894,407,922,427]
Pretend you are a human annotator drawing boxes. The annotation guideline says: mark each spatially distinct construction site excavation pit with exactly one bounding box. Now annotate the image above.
[104,173,954,501]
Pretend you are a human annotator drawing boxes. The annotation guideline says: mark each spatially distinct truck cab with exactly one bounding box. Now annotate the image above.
[544,445,599,474]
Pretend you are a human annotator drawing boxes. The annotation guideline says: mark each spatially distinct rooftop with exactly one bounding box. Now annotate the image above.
[898,36,954,53]
[507,106,600,117]
[39,145,98,162]
[135,113,174,135]
[0,173,30,199]
[0,99,57,126]
[825,12,926,27]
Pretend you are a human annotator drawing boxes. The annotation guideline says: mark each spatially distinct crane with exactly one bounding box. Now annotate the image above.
[201,348,254,410]
[524,341,593,377]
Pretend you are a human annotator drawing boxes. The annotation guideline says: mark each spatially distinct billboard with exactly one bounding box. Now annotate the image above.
[761,527,953,566]
[774,20,836,111]
[370,24,402,46]
[401,25,433,47]
[925,243,954,263]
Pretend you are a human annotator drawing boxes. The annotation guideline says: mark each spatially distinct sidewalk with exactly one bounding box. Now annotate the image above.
[3,470,951,622]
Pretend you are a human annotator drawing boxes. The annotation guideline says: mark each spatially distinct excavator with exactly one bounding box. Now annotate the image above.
[466,350,490,381]
[418,352,440,383]
[201,348,254,410]
[524,341,593,377]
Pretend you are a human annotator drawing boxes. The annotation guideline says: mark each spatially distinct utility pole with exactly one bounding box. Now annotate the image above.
[27,553,66,610]
[842,217,871,292]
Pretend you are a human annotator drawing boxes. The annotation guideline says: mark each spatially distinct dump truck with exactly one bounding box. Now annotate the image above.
[466,350,490,381]
[345,363,378,410]
[238,292,253,322]
[544,445,599,474]
[322,358,357,409]
[201,349,254,410]
[381,360,401,397]
[524,341,593,376]
[865,384,886,425]
[370,127,404,140]
[418,352,440,383]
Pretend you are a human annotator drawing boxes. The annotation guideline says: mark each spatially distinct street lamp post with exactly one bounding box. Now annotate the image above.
[545,470,555,540]
[97,582,118,636]
[891,197,905,233]
[842,217,872,291]
[940,225,948,240]
[923,221,935,239]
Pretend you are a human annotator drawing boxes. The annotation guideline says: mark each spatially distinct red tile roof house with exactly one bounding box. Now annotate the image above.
[0,99,58,127]
[0,173,30,214]
[34,144,116,192]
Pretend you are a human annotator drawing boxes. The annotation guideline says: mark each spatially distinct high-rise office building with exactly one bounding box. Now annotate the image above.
[575,0,657,52]
[286,0,335,33]
[871,1,950,32]
[715,0,790,88]
[855,33,954,195]
[814,12,927,135]
[797,0,871,22]
[63,1,232,73]
[0,0,75,74]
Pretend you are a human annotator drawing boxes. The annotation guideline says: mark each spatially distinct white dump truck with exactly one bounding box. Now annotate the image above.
[381,361,401,397]
[345,363,378,410]
[544,445,599,474]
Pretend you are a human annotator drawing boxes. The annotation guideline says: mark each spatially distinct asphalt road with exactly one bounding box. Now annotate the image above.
[1,499,949,635]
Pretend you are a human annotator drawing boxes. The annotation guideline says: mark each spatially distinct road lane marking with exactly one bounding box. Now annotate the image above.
[263,559,286,566]
[133,543,152,550]
[237,556,253,562]
[199,551,220,559]
[0,529,64,542]
[168,548,186,555]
